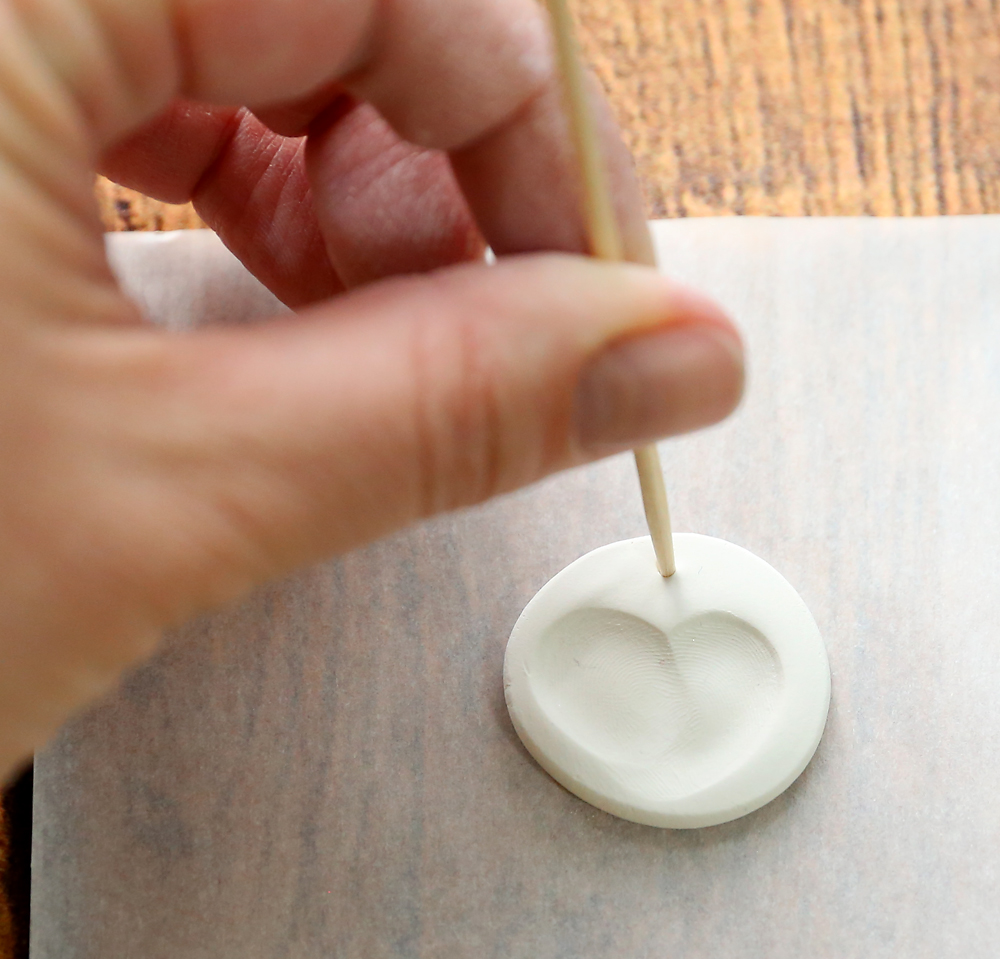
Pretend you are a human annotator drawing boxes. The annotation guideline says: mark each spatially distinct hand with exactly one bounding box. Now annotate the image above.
[0,0,743,776]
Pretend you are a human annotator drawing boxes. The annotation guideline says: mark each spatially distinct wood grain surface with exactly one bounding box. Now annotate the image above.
[576,0,1000,216]
[96,0,1000,229]
[96,181,205,232]
[32,219,1000,957]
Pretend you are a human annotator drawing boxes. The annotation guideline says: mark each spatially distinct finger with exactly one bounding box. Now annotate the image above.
[0,256,741,772]
[102,96,485,299]
[188,110,344,307]
[304,100,485,288]
[157,257,743,587]
[102,88,644,305]
[103,93,486,294]
[99,99,241,205]
[451,76,655,262]
[101,102,343,307]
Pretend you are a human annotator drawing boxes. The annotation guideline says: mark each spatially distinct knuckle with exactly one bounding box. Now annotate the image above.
[408,309,507,516]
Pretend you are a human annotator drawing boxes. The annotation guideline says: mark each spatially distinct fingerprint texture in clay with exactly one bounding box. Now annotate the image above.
[530,609,782,799]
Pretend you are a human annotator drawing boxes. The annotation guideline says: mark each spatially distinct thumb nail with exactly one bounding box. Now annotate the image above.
[574,322,744,450]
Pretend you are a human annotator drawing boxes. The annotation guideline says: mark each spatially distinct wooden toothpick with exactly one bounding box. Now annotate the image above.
[546,0,676,577]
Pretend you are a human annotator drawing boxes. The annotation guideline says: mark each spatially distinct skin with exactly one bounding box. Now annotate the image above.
[0,0,744,779]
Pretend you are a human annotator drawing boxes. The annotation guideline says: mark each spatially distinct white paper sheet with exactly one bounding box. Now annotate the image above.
[31,218,1000,958]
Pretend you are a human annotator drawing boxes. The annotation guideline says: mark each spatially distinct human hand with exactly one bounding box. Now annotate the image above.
[0,0,743,776]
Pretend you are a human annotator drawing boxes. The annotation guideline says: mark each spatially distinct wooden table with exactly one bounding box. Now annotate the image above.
[13,2,1000,958]
[97,0,1000,229]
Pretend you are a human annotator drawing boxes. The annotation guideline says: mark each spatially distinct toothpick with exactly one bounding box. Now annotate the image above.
[546,0,676,577]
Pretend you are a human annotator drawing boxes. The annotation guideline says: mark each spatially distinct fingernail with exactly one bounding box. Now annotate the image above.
[574,323,745,450]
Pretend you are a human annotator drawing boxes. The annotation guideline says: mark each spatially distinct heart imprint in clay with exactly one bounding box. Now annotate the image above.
[504,534,830,828]
[529,608,782,799]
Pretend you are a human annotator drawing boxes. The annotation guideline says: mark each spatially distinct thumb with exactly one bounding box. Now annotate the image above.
[0,252,741,773]
[168,254,743,592]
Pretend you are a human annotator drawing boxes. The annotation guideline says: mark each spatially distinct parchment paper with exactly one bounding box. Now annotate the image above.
[31,218,1000,958]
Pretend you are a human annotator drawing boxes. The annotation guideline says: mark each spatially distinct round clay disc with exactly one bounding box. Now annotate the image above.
[503,534,830,828]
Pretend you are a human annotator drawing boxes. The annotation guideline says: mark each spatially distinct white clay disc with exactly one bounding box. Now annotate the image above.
[503,534,830,828]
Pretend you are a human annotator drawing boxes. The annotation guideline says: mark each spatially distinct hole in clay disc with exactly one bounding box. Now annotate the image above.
[528,609,783,799]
